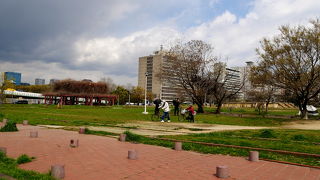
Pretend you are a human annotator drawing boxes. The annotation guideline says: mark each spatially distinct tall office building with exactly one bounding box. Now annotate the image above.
[35,78,45,85]
[138,49,181,102]
[4,72,21,85]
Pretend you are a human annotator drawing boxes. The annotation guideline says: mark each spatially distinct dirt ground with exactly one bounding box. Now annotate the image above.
[39,120,320,136]
[41,121,270,136]
[281,120,320,130]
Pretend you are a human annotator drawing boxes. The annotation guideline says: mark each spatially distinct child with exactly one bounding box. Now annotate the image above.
[185,104,195,122]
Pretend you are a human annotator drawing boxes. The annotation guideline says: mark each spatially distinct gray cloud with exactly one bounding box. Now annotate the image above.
[1,0,319,85]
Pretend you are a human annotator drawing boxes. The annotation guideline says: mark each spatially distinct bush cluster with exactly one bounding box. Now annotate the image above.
[0,121,18,132]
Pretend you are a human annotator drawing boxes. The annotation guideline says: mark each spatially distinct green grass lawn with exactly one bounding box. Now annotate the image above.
[205,106,299,116]
[0,104,297,127]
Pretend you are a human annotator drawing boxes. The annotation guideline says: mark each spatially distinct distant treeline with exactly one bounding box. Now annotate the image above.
[16,85,51,93]
[52,79,110,94]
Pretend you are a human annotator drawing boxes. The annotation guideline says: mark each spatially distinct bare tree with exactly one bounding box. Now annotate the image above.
[255,19,320,119]
[52,79,109,94]
[162,40,243,113]
[162,40,218,113]
[209,63,245,114]
[249,65,277,113]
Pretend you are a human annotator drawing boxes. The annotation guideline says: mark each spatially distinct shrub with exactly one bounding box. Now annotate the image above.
[259,129,276,138]
[292,134,307,141]
[0,121,18,132]
[16,154,33,164]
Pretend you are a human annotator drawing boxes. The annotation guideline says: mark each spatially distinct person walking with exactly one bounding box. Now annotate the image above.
[172,98,181,116]
[160,100,170,122]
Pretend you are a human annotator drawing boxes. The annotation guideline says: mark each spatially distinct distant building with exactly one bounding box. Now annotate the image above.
[49,79,59,85]
[4,72,21,85]
[35,78,45,85]
[138,48,182,102]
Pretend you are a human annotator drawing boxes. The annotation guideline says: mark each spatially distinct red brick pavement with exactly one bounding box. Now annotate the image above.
[0,124,319,180]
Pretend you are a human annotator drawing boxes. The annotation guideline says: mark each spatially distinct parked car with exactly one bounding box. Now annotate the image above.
[14,100,28,104]
[298,105,319,116]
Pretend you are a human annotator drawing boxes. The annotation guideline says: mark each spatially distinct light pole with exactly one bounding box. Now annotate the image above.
[142,72,149,114]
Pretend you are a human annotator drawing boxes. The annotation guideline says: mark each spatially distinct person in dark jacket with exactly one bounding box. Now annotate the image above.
[153,98,162,115]
[172,98,181,116]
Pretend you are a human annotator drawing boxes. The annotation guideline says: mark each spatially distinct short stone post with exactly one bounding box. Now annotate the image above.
[51,165,65,179]
[23,120,28,125]
[119,134,126,142]
[70,139,79,148]
[128,150,138,160]
[216,165,229,178]
[249,151,259,162]
[0,147,7,155]
[79,127,86,134]
[2,118,7,125]
[30,131,38,138]
[174,142,182,151]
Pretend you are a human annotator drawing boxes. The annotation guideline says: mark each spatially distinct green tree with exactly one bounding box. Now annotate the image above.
[0,80,15,103]
[130,87,144,103]
[254,19,320,119]
[112,86,129,105]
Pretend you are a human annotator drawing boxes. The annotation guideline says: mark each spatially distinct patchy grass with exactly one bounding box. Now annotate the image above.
[84,128,118,137]
[16,154,34,164]
[0,152,54,180]
[122,130,320,167]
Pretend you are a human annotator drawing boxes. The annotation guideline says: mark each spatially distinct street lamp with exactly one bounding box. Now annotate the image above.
[142,72,149,114]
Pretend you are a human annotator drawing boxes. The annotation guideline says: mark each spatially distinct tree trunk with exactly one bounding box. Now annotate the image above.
[265,102,269,113]
[215,102,222,114]
[302,109,308,120]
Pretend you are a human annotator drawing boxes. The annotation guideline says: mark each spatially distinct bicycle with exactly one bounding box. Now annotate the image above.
[178,109,186,121]
[178,109,196,123]
[151,109,161,121]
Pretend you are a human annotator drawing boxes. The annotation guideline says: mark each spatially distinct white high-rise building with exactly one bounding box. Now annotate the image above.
[35,78,45,85]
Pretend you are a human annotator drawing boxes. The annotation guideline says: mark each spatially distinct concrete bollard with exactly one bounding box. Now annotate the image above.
[249,151,259,162]
[51,165,65,179]
[0,147,7,155]
[79,127,86,134]
[30,131,38,138]
[70,139,79,148]
[119,134,126,142]
[23,120,28,125]
[216,165,229,178]
[128,150,138,160]
[174,142,182,151]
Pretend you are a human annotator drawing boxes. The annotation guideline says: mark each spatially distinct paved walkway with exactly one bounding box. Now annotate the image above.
[0,124,319,180]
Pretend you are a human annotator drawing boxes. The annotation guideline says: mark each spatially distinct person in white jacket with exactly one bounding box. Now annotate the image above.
[160,100,170,122]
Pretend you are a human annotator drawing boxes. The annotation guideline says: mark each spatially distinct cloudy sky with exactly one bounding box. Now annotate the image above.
[0,0,319,85]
